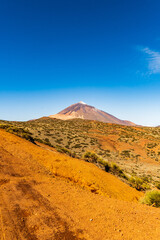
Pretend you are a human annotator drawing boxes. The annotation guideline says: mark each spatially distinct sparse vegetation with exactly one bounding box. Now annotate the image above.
[146,143,157,149]
[121,150,130,158]
[110,162,128,179]
[129,176,150,191]
[97,158,128,181]
[55,146,77,158]
[0,124,35,143]
[141,190,160,207]
[1,118,160,189]
[83,151,99,163]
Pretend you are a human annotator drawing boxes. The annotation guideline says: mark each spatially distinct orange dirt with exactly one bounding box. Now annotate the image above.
[0,130,141,202]
[89,131,160,165]
[0,130,160,239]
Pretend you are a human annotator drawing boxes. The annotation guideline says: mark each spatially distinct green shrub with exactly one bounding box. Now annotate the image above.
[97,159,110,171]
[129,176,150,191]
[156,183,160,189]
[73,144,82,148]
[141,182,150,190]
[110,162,127,179]
[44,138,50,142]
[83,151,99,163]
[56,146,76,158]
[34,137,53,147]
[121,150,130,158]
[0,124,35,143]
[43,140,53,147]
[55,138,63,144]
[141,190,160,207]
[146,143,157,149]
[129,177,144,191]
[34,138,43,143]
[104,162,111,172]
[98,159,127,179]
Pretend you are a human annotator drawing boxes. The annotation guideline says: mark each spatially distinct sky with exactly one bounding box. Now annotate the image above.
[1,0,160,126]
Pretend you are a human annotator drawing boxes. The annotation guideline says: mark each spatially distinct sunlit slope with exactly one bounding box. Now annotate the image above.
[49,102,135,125]
[0,129,142,201]
[0,139,160,240]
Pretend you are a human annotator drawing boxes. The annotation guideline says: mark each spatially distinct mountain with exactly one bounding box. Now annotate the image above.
[49,101,135,126]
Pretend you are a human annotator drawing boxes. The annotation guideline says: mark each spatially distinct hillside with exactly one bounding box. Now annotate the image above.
[0,129,160,239]
[0,129,141,201]
[49,102,136,126]
[3,117,160,187]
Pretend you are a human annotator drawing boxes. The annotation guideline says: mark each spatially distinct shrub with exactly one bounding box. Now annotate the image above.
[121,150,130,158]
[141,182,150,190]
[110,162,127,179]
[34,137,53,147]
[34,138,43,143]
[83,151,99,163]
[156,183,160,189]
[129,176,150,191]
[73,144,82,148]
[56,146,76,158]
[98,159,127,179]
[97,159,111,171]
[43,140,53,147]
[146,143,157,149]
[44,138,50,142]
[0,124,35,143]
[55,138,63,144]
[129,177,144,191]
[141,190,160,207]
[104,162,111,172]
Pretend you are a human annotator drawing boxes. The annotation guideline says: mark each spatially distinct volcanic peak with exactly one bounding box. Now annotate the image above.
[49,102,135,126]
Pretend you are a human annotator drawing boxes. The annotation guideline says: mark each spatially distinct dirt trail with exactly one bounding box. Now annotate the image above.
[0,131,160,239]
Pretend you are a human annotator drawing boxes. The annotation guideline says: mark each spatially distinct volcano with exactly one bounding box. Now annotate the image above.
[49,101,135,126]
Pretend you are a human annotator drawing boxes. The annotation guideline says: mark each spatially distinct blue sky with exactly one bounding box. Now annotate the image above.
[1,0,160,126]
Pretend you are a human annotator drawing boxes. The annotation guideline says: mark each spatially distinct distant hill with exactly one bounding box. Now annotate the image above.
[49,101,136,126]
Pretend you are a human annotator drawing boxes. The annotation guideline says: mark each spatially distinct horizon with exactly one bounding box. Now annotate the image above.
[1,0,160,126]
[1,98,159,127]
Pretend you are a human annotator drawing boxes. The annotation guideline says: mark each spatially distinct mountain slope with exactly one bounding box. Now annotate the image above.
[0,129,141,201]
[49,102,135,126]
[1,129,160,239]
[2,117,160,184]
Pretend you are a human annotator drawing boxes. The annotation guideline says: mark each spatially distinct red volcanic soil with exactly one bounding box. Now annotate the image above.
[0,130,160,239]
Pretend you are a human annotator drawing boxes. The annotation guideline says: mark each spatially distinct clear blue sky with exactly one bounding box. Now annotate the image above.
[1,0,160,126]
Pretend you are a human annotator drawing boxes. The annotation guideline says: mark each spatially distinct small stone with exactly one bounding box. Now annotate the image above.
[90,219,93,221]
